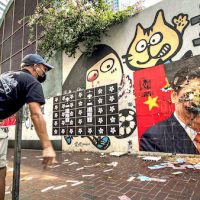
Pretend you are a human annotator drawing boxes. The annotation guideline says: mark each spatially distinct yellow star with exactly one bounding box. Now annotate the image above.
[144,96,159,111]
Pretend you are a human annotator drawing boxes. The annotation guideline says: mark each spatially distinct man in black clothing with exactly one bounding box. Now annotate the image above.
[0,54,57,200]
[140,67,200,154]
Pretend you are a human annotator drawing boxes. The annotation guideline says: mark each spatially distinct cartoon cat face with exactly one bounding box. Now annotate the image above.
[125,10,182,70]
[86,53,123,88]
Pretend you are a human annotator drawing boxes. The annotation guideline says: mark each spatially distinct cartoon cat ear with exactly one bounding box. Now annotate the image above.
[154,9,166,25]
[135,23,144,35]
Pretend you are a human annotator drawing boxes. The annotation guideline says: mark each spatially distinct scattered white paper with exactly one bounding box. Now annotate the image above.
[71,181,84,186]
[104,169,113,172]
[84,158,91,161]
[107,162,118,167]
[41,186,54,192]
[66,180,79,183]
[172,171,183,175]
[110,152,127,157]
[62,161,70,164]
[76,167,84,171]
[49,165,60,168]
[118,195,131,200]
[53,185,67,190]
[143,156,161,162]
[35,156,43,158]
[68,162,79,165]
[127,176,135,182]
[82,174,95,177]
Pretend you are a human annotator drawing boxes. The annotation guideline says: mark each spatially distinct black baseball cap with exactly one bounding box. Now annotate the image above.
[21,54,54,71]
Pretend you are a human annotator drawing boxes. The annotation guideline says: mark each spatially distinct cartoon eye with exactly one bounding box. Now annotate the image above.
[100,58,114,73]
[136,40,147,53]
[87,69,99,82]
[150,33,163,45]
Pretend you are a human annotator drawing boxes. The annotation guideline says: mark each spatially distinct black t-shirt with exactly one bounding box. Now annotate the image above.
[0,69,45,120]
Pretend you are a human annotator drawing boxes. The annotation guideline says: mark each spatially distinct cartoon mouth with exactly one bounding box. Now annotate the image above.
[157,44,171,58]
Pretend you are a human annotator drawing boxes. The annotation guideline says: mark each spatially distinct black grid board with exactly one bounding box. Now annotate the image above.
[52,83,119,136]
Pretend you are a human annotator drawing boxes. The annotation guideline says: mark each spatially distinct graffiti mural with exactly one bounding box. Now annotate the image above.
[191,15,200,47]
[123,9,190,70]
[63,44,124,92]
[134,61,200,154]
[62,44,136,150]
[60,0,200,153]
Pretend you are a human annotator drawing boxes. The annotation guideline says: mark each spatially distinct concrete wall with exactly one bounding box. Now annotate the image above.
[61,0,200,153]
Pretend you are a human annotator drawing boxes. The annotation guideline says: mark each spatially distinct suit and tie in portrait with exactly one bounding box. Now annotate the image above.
[136,66,200,154]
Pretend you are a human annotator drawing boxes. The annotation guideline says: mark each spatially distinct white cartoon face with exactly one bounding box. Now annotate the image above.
[86,53,123,88]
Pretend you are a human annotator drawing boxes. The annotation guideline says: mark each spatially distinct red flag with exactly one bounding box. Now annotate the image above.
[0,114,16,127]
[134,64,175,142]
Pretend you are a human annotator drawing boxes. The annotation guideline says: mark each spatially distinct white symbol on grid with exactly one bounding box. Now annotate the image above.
[70,94,74,99]
[55,97,59,102]
[66,97,70,102]
[78,101,83,107]
[87,102,93,106]
[87,107,92,112]
[54,105,58,110]
[62,96,65,101]
[78,92,83,98]
[70,111,74,116]
[98,88,103,94]
[98,128,104,134]
[65,118,69,123]
[69,129,74,134]
[61,112,65,117]
[110,127,116,134]
[78,128,83,134]
[109,106,115,113]
[54,113,58,118]
[78,110,83,115]
[70,102,74,108]
[88,128,93,134]
[78,119,83,124]
[110,116,116,123]
[62,104,66,109]
[109,96,115,102]
[54,121,58,126]
[98,107,103,114]
[109,86,115,93]
[61,129,65,134]
[87,117,93,123]
[98,117,103,124]
[70,120,74,125]
[54,129,58,134]
[61,120,65,125]
[87,113,92,117]
[87,93,92,99]
[65,108,70,113]
[98,98,103,104]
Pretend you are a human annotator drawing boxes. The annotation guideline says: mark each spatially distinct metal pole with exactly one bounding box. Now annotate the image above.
[12,107,23,200]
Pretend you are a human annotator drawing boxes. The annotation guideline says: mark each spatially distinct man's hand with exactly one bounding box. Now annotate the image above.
[42,146,57,169]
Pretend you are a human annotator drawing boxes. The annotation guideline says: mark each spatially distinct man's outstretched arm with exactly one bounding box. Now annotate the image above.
[28,102,57,167]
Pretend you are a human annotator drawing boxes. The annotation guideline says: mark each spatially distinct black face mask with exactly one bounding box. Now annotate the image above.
[37,73,46,83]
